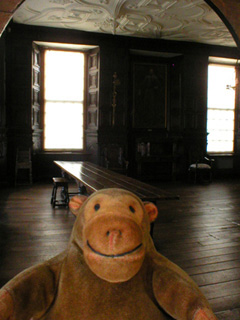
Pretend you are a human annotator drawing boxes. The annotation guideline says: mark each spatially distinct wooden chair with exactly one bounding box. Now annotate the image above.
[15,148,32,186]
[188,156,214,184]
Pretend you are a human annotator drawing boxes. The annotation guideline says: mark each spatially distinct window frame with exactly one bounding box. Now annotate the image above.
[206,60,238,155]
[39,46,88,152]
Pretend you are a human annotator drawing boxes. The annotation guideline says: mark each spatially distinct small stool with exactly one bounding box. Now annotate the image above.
[51,177,69,208]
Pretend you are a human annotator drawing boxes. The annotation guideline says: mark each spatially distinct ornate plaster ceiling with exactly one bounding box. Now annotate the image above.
[13,0,236,47]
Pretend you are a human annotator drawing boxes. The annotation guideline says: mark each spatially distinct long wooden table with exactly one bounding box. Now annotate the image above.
[54,161,179,202]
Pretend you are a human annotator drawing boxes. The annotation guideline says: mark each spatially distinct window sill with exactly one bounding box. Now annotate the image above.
[37,150,91,155]
[208,153,234,157]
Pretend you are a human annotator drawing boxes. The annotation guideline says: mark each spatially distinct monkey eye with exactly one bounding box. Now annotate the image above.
[94,203,100,211]
[129,205,135,213]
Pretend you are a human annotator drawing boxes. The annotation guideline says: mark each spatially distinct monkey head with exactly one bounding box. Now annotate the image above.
[69,188,158,283]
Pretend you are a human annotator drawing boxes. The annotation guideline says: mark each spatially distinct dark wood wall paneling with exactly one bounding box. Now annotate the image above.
[0,32,7,185]
[5,27,33,183]
[85,47,100,165]
[98,43,129,173]
[31,43,42,152]
[1,22,240,185]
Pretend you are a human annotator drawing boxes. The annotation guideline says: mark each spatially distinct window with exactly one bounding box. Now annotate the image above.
[44,49,85,150]
[207,63,236,153]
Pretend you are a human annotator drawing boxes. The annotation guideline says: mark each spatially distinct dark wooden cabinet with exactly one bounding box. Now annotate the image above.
[136,155,175,181]
[128,54,183,181]
[131,131,181,181]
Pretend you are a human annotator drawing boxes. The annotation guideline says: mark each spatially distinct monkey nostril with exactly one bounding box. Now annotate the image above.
[106,229,122,237]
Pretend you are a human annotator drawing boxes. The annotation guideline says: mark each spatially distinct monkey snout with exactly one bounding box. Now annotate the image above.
[84,215,143,256]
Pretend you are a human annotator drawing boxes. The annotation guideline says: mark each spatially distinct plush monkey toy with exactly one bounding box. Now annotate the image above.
[0,188,218,320]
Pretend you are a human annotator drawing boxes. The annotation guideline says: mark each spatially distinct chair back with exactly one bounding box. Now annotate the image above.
[15,147,32,185]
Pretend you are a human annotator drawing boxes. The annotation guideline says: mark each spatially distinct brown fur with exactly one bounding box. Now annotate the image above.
[0,188,218,320]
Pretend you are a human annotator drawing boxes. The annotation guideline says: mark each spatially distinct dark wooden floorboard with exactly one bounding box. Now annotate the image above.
[1,179,240,319]
[216,308,240,320]
[151,179,240,318]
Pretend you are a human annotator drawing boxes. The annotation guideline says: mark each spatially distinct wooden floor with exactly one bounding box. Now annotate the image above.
[0,179,240,319]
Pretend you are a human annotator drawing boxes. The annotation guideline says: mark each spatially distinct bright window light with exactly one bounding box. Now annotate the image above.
[207,64,236,153]
[44,50,84,150]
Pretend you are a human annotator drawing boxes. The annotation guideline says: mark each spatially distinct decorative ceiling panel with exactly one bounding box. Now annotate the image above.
[13,0,236,47]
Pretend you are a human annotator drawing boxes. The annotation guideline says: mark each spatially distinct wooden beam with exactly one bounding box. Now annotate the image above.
[0,0,24,36]
[205,0,240,48]
[0,12,11,36]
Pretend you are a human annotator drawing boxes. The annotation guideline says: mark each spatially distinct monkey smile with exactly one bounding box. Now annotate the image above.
[87,241,143,258]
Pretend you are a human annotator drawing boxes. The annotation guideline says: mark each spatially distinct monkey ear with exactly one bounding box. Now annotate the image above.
[144,202,158,222]
[69,195,88,216]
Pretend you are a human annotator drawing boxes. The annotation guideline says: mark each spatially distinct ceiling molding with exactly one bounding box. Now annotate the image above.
[13,0,236,47]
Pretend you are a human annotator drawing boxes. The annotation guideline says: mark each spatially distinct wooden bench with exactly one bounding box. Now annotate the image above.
[54,161,179,236]
[54,161,179,202]
[54,161,179,203]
